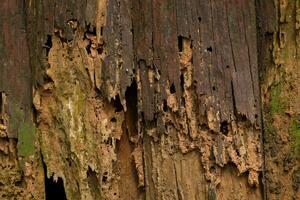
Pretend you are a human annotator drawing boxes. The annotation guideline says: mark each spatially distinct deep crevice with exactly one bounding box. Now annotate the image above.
[112,95,123,112]
[206,46,213,52]
[170,83,176,94]
[86,42,92,54]
[100,27,104,36]
[86,24,96,35]
[87,167,101,198]
[220,121,229,135]
[178,35,184,52]
[110,117,117,122]
[42,156,67,200]
[44,35,52,57]
[163,100,168,112]
[125,79,138,138]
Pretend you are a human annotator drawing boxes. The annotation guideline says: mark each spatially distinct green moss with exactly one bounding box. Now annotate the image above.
[291,117,300,151]
[10,104,25,134]
[269,84,287,116]
[17,122,36,157]
[9,103,36,157]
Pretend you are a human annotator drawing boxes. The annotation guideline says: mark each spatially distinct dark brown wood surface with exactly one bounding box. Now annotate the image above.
[0,0,32,138]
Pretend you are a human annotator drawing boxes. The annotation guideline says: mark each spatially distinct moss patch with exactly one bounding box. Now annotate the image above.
[291,117,300,151]
[10,104,25,135]
[269,84,287,116]
[17,122,36,157]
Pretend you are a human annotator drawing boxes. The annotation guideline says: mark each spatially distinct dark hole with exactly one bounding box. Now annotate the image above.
[45,35,52,48]
[86,41,92,54]
[105,138,112,145]
[66,158,72,167]
[238,114,247,122]
[125,79,137,113]
[87,167,101,196]
[43,159,67,200]
[44,35,52,56]
[180,74,184,91]
[178,35,184,52]
[220,121,229,135]
[209,166,216,173]
[43,74,53,83]
[198,17,202,22]
[88,24,96,35]
[112,95,123,112]
[206,46,212,52]
[84,24,93,35]
[170,83,176,94]
[14,180,22,187]
[254,114,258,119]
[163,100,168,112]
[226,65,230,69]
[199,123,209,131]
[212,86,216,91]
[102,175,107,182]
[236,149,241,157]
[97,47,103,54]
[100,27,104,36]
[125,79,138,135]
[110,117,117,122]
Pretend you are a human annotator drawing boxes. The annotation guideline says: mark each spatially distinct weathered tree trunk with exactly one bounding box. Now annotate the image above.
[258,1,300,199]
[0,0,299,200]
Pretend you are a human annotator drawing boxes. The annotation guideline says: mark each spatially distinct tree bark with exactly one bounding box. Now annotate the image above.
[258,0,300,199]
[0,0,299,200]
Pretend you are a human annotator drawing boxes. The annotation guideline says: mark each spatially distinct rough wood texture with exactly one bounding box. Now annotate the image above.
[24,0,263,199]
[259,0,300,199]
[0,0,44,199]
[4,0,296,199]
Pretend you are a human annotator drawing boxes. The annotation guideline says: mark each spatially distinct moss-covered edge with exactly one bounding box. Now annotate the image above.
[17,122,36,157]
[269,83,287,116]
[10,103,36,157]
